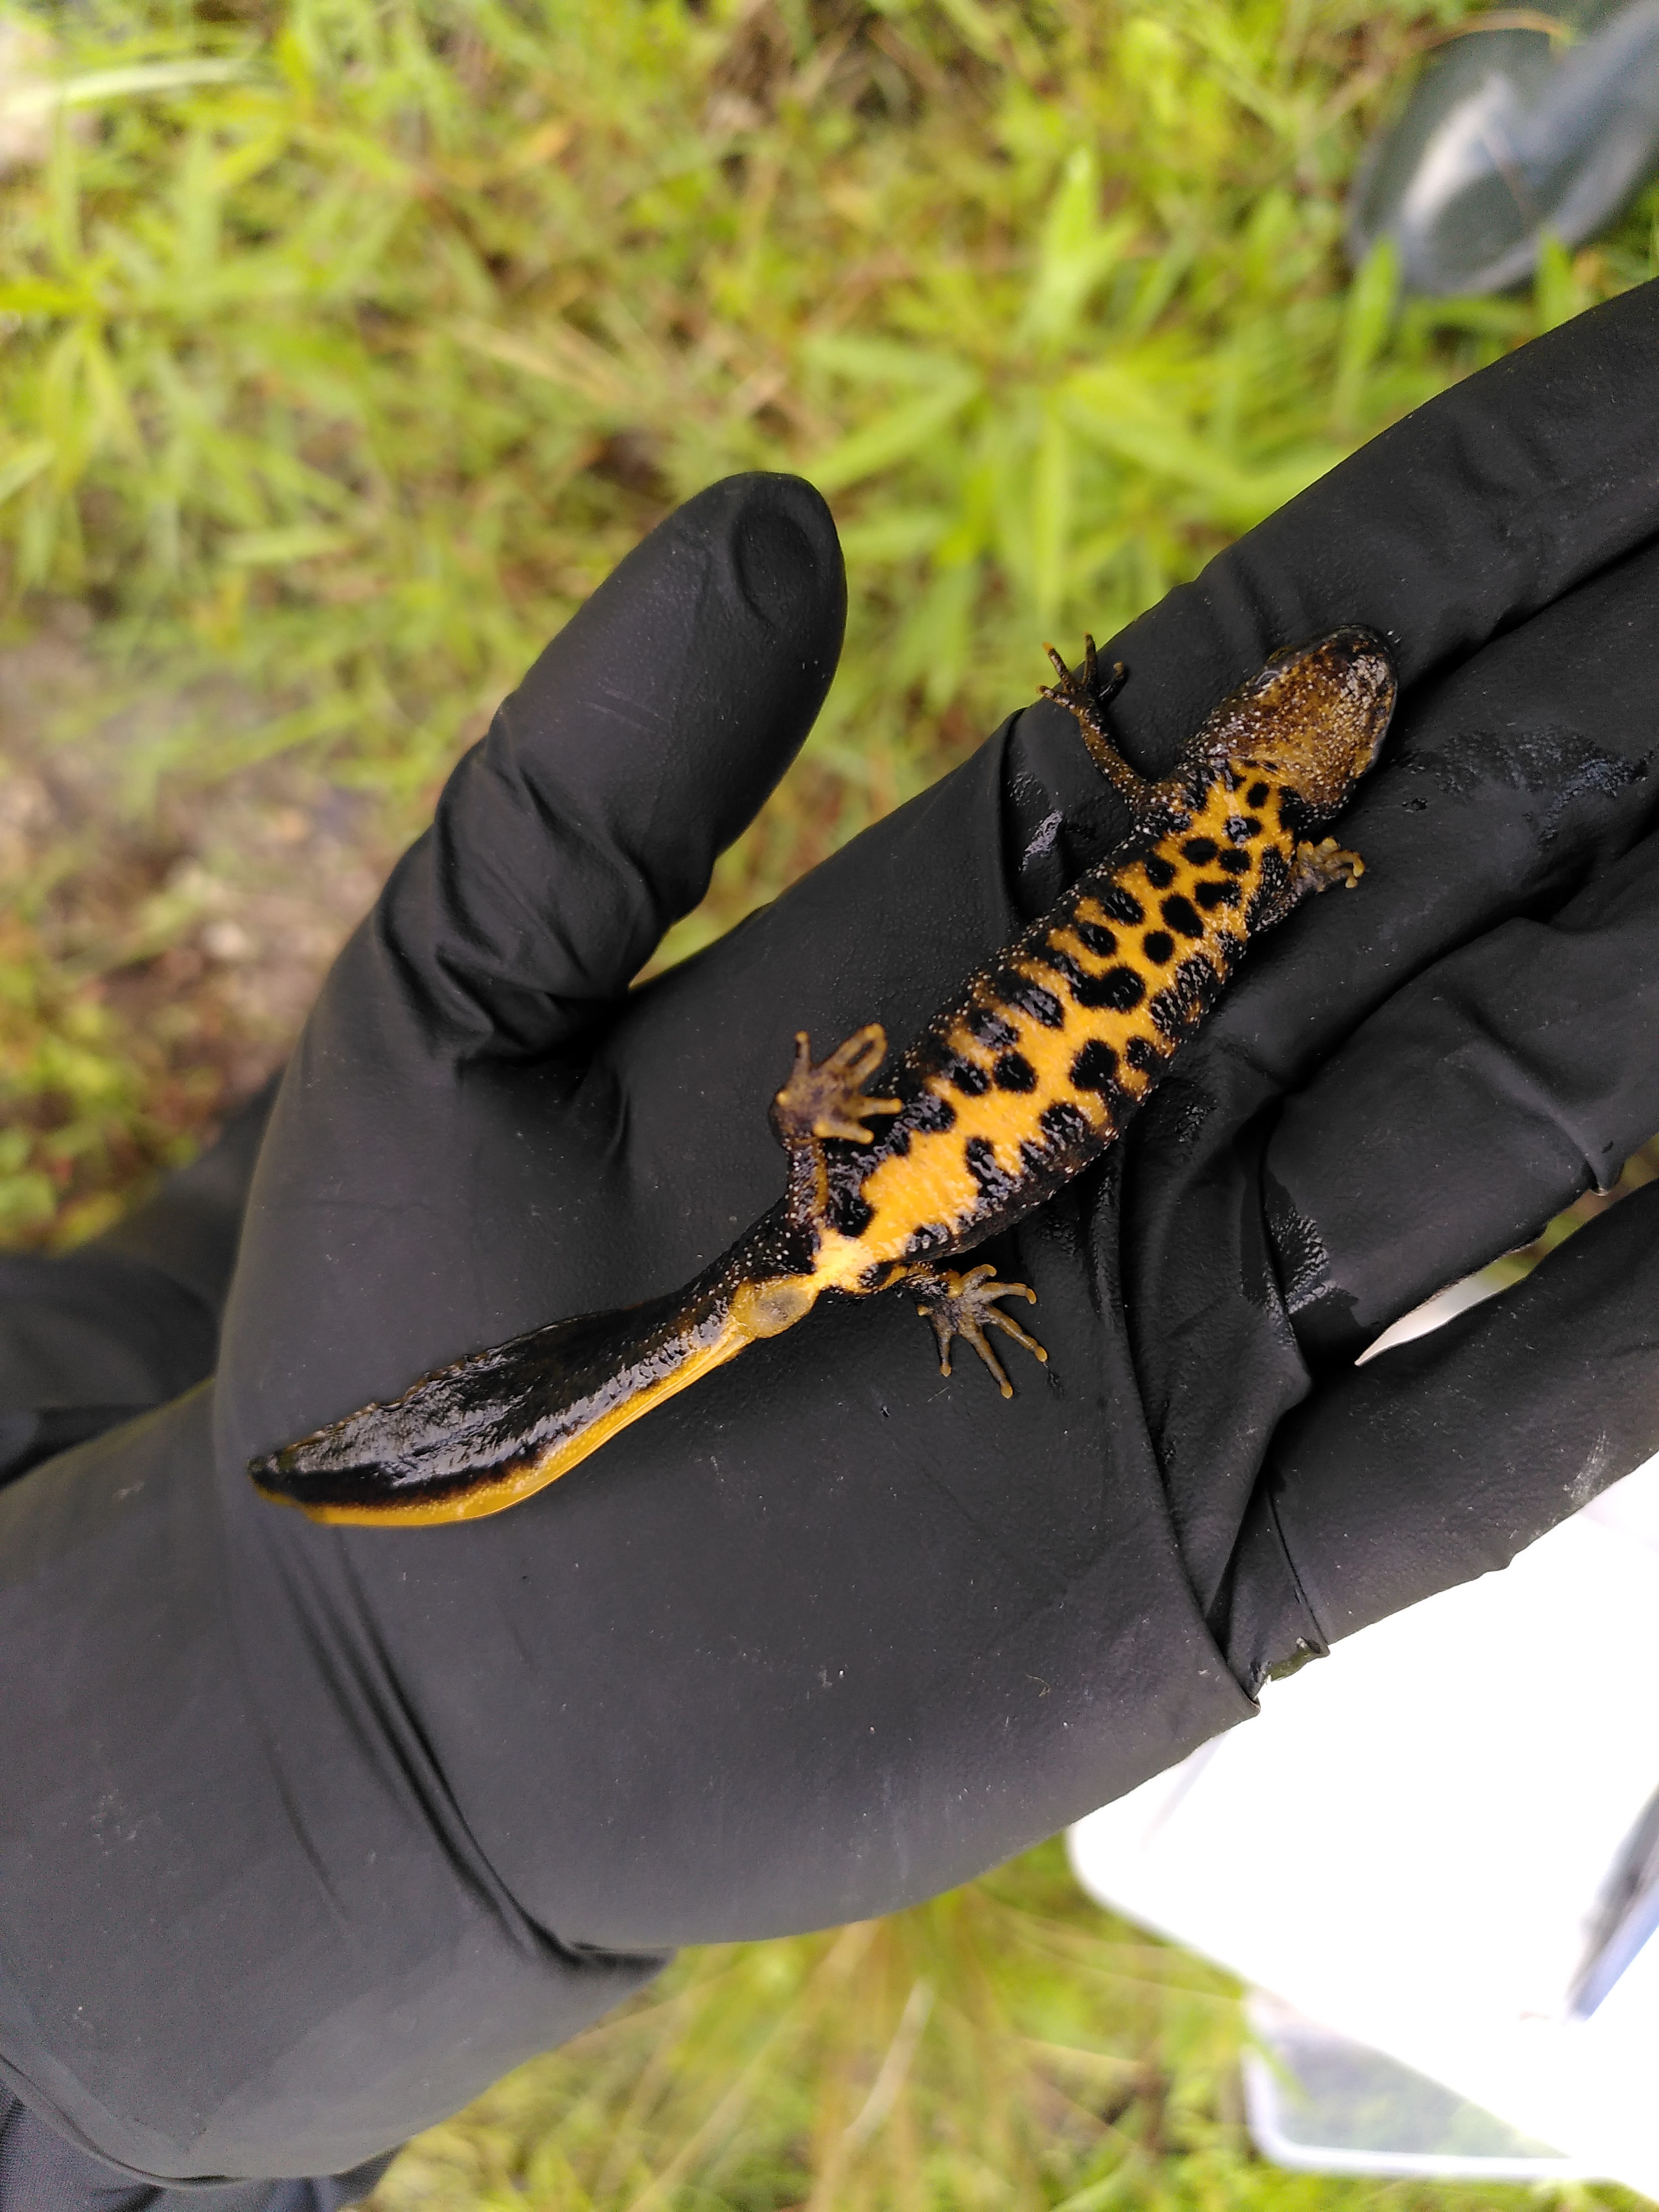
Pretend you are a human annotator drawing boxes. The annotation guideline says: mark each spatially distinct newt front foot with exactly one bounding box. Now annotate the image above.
[1040,636,1149,810]
[1292,836,1365,894]
[771,1024,903,1147]
[1041,632,1126,724]
[908,1263,1048,1399]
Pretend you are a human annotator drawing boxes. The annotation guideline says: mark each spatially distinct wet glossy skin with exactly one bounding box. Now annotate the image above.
[251,628,1396,1526]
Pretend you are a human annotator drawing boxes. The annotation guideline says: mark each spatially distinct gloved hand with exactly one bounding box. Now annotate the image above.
[7,279,1659,2188]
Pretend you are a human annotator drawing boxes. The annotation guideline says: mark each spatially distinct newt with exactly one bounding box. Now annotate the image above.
[251,628,1396,1526]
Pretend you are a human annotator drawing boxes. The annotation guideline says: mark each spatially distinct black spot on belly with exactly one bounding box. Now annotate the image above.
[1142,928,1175,963]
[1149,953,1223,1040]
[1070,1039,1119,1091]
[1248,846,1291,928]
[1126,1034,1165,1073]
[1182,836,1218,864]
[1073,919,1117,956]
[1178,950,1224,1004]
[1095,884,1145,925]
[994,1051,1036,1091]
[947,1056,990,1096]
[964,1134,1020,1205]
[1248,780,1271,807]
[1040,1098,1093,1149]
[1142,854,1177,889]
[1038,943,1089,991]
[966,1004,1018,1050]
[902,1220,952,1260]
[1216,847,1253,875]
[1193,876,1240,910]
[990,965,1065,1028]
[828,1187,875,1237]
[1225,815,1262,844]
[1161,894,1203,938]
[1074,965,1146,1011]
[907,1089,957,1135]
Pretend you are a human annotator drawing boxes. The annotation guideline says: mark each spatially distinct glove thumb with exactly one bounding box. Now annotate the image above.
[375,471,845,1058]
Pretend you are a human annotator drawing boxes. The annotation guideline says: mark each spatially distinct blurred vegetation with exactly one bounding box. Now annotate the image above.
[2,1,1657,2203]
[2,0,1656,1243]
[375,1844,1256,2212]
[368,1838,1649,2212]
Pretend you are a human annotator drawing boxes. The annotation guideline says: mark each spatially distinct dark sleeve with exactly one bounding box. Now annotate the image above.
[0,1084,277,1491]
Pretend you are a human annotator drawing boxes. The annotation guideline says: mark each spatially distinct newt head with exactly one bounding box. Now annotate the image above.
[1212,627,1397,820]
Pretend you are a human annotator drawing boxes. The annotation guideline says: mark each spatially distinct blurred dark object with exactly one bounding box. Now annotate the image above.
[1571,1782,1659,2018]
[1348,1,1659,294]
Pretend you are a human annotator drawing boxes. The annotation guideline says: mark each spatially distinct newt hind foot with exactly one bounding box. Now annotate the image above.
[909,1263,1047,1399]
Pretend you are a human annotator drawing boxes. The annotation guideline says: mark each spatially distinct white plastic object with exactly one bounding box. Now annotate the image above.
[1068,1451,1659,2194]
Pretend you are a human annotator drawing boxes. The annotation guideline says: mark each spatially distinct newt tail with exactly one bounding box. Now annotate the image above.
[252,628,1396,1526]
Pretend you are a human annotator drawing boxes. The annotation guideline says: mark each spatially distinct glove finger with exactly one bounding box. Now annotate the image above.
[372,471,844,1057]
[1264,1176,1659,1649]
[1270,809,1659,1368]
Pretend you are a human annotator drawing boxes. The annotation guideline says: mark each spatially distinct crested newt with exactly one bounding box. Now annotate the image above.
[251,628,1396,1526]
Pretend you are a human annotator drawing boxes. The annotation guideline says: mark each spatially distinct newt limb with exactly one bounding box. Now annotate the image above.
[1040,635,1147,811]
[771,1022,903,1227]
[909,1262,1047,1399]
[772,1024,901,1146]
[1291,835,1365,893]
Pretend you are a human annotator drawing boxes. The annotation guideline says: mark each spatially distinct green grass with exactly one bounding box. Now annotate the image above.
[375,1843,1255,2212]
[2,1,1657,2201]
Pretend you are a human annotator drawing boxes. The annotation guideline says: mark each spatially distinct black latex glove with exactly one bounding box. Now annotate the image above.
[0,1091,392,2212]
[7,281,1659,2186]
